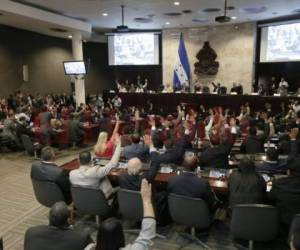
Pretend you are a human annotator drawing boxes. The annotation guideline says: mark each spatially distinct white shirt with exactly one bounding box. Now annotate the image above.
[69,144,121,198]
[279,80,288,88]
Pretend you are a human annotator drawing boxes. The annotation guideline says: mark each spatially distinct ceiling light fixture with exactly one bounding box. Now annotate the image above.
[165,22,170,25]
[231,16,237,19]
[68,35,73,39]
[174,2,180,6]
[102,13,108,17]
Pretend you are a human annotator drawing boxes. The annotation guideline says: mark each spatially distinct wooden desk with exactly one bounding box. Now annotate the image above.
[61,159,228,193]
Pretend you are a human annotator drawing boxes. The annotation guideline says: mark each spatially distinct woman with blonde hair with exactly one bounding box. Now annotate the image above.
[94,114,120,158]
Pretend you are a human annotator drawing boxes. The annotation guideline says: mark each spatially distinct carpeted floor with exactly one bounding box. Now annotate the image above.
[0,149,287,250]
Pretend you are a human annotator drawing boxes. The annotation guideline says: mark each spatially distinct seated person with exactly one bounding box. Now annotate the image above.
[31,146,71,202]
[230,83,238,93]
[70,137,121,200]
[257,147,286,174]
[24,202,91,250]
[198,137,234,169]
[291,229,300,250]
[15,116,34,139]
[240,125,270,154]
[123,134,149,162]
[119,158,144,191]
[94,114,119,158]
[118,156,161,190]
[2,110,19,148]
[268,157,300,225]
[84,179,156,250]
[228,158,266,207]
[168,153,216,211]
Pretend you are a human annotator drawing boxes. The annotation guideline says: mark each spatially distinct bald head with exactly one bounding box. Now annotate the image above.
[127,158,142,176]
[183,153,198,172]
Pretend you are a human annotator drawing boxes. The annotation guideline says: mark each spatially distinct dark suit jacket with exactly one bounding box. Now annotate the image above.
[168,172,215,211]
[240,124,270,154]
[118,152,162,189]
[198,141,233,169]
[16,123,34,139]
[24,225,91,250]
[256,161,286,174]
[31,161,71,202]
[228,171,266,207]
[268,175,300,225]
[123,143,149,162]
[69,119,84,143]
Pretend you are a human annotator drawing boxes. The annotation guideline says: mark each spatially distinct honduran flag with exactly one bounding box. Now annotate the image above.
[172,33,190,91]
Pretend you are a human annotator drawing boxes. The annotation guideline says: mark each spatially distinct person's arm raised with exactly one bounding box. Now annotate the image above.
[110,114,120,142]
[141,179,155,218]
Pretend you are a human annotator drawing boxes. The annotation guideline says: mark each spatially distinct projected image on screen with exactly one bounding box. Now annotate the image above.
[108,33,159,65]
[261,22,300,62]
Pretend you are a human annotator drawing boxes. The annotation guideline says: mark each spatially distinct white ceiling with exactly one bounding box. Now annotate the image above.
[0,0,300,39]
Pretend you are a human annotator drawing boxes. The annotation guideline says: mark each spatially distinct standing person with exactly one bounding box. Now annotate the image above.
[278,77,289,96]
[84,179,156,250]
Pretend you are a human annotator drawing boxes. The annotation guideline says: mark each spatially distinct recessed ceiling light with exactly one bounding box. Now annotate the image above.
[165,22,170,25]
[231,16,237,20]
[174,2,180,6]
[68,35,73,39]
[102,13,108,17]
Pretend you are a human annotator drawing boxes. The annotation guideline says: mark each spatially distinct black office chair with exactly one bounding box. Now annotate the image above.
[21,134,41,159]
[117,189,143,234]
[289,214,300,241]
[71,185,111,225]
[118,189,143,221]
[118,189,166,239]
[230,204,279,250]
[31,179,66,207]
[168,193,212,249]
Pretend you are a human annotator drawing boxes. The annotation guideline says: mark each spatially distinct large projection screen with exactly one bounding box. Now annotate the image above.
[108,33,160,66]
[260,21,300,62]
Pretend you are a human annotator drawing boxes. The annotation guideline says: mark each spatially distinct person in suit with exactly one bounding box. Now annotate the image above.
[240,124,270,154]
[268,157,300,226]
[31,146,71,202]
[122,134,149,162]
[168,153,216,211]
[228,158,266,207]
[198,139,233,169]
[256,147,286,174]
[24,202,91,250]
[118,148,162,190]
[1,110,19,147]
[70,137,121,200]
[69,113,84,146]
[15,116,34,139]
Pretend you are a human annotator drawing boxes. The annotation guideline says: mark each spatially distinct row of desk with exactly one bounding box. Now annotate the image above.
[104,92,299,112]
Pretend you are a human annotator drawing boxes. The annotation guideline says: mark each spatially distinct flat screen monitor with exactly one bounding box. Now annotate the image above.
[108,32,160,66]
[63,61,86,75]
